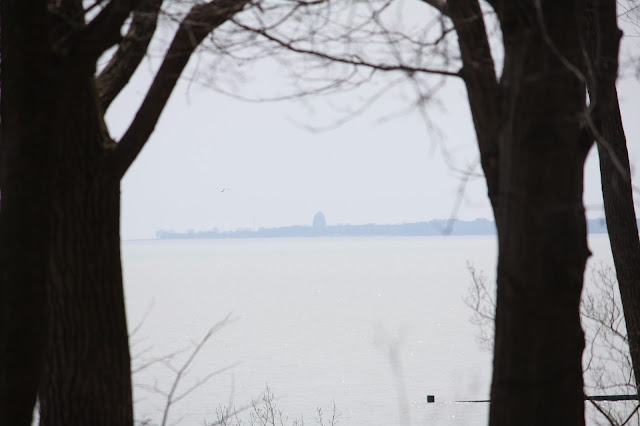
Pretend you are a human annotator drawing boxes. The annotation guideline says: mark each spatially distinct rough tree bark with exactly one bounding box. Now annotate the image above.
[597,89,640,391]
[490,3,590,424]
[0,2,55,425]
[585,0,640,393]
[442,1,591,423]
[38,75,134,425]
[34,2,143,423]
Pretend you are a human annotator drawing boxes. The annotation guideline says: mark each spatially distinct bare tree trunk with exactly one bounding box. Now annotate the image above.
[39,179,133,426]
[449,3,590,421]
[489,3,590,424]
[595,89,640,392]
[37,75,133,426]
[584,0,640,393]
[0,2,54,424]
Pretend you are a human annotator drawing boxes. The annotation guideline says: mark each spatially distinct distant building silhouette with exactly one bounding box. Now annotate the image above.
[313,211,327,230]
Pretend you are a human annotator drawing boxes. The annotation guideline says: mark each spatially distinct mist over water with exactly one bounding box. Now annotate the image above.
[122,235,614,425]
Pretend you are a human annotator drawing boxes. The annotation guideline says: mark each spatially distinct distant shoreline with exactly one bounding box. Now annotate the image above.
[155,218,615,240]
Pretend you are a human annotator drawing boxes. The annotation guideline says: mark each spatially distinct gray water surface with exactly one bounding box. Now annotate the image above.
[122,235,613,425]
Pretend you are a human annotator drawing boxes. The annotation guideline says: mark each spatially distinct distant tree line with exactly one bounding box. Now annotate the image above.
[154,218,632,240]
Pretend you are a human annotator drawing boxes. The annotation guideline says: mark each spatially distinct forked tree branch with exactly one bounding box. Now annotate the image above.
[72,0,142,61]
[158,314,237,426]
[107,0,252,178]
[96,0,164,112]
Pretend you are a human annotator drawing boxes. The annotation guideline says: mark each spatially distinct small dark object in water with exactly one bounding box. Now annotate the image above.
[427,395,435,403]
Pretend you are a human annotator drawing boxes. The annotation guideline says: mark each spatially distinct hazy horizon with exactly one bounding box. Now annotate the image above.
[107,8,640,241]
[131,216,617,241]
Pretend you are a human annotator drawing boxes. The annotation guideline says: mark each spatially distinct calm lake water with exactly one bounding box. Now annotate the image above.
[122,235,615,425]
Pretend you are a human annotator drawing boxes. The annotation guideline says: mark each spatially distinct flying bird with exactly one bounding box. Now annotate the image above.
[217,187,230,193]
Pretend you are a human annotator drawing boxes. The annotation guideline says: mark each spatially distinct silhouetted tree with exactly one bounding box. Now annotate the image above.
[0,1,262,425]
[233,1,632,423]
[465,263,640,424]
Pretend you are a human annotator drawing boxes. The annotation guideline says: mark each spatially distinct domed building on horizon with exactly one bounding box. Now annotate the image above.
[313,211,326,230]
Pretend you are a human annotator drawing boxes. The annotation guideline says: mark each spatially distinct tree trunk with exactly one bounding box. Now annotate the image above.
[0,2,54,425]
[595,89,640,391]
[584,0,640,392]
[37,73,133,426]
[489,3,590,424]
[39,177,132,426]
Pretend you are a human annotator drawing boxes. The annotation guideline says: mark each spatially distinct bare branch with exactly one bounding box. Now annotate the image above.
[129,298,156,339]
[172,363,239,405]
[72,0,142,61]
[447,0,502,220]
[134,347,188,374]
[588,399,618,425]
[107,0,251,178]
[466,260,639,421]
[464,262,496,351]
[621,403,640,425]
[95,0,164,112]
[145,314,237,426]
[234,20,461,78]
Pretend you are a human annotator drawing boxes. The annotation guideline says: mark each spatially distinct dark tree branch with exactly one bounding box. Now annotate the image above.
[447,0,502,223]
[71,0,142,62]
[233,20,461,78]
[95,0,164,112]
[108,0,252,178]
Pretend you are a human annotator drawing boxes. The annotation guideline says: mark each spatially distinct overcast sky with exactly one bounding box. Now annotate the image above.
[106,23,640,241]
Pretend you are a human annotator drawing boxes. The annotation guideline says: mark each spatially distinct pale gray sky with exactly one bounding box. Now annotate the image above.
[106,21,640,241]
